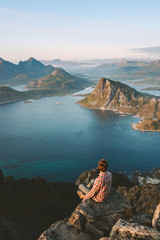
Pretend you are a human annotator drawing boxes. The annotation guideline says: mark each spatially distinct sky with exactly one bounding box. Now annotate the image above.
[0,0,160,62]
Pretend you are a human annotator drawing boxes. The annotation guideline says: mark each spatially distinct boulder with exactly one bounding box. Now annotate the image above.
[72,188,132,219]
[68,188,132,239]
[109,219,160,239]
[127,184,160,219]
[152,203,160,231]
[39,219,91,240]
[38,188,132,240]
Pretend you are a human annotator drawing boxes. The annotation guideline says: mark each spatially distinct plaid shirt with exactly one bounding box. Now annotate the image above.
[83,171,112,202]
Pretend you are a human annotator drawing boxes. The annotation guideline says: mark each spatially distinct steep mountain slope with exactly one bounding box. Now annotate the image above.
[78,78,160,131]
[0,86,27,103]
[0,58,19,81]
[17,57,54,80]
[28,68,90,91]
[0,171,79,240]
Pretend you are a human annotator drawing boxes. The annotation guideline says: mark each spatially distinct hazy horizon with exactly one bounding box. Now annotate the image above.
[1,0,160,62]
[1,56,160,65]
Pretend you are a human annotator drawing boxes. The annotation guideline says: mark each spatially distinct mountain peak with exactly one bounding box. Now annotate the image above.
[53,59,62,62]
[28,57,37,62]
[78,77,148,111]
[18,57,44,69]
[96,77,140,94]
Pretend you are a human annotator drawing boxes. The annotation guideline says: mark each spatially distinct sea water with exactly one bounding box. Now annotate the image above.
[0,90,160,182]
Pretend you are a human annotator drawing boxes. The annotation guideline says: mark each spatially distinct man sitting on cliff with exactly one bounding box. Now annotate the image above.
[77,159,112,202]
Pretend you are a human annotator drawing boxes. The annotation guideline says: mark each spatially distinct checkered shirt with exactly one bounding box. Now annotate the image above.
[83,171,112,202]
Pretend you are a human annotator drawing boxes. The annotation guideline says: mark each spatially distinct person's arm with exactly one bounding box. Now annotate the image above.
[82,178,101,202]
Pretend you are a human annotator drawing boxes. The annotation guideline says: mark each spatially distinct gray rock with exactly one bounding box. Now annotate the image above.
[73,188,132,219]
[152,203,160,231]
[39,219,91,240]
[109,219,160,239]
[118,183,160,222]
[68,188,132,239]
[38,188,132,240]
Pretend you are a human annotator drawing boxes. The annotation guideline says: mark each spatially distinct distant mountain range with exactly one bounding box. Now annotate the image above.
[41,59,91,66]
[0,57,90,92]
[93,60,160,84]
[78,78,160,132]
[3,57,160,87]
[0,67,90,104]
[40,58,123,72]
[0,57,54,85]
[41,59,95,72]
[59,58,160,86]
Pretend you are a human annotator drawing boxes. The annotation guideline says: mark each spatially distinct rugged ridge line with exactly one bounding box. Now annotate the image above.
[0,171,80,240]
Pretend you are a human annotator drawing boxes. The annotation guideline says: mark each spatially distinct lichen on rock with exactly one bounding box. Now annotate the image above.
[109,219,160,240]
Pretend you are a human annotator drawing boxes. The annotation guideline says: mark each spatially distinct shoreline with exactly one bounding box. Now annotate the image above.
[0,86,91,105]
[77,102,160,133]
[132,123,160,132]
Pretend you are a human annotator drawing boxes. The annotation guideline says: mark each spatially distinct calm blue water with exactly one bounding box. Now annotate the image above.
[0,92,160,182]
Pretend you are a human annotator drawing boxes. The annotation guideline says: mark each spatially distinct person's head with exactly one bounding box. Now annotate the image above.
[98,159,108,172]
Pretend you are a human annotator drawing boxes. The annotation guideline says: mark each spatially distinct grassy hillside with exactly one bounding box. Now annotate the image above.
[28,68,90,91]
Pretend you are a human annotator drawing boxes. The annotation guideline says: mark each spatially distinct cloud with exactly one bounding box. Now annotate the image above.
[130,46,160,53]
